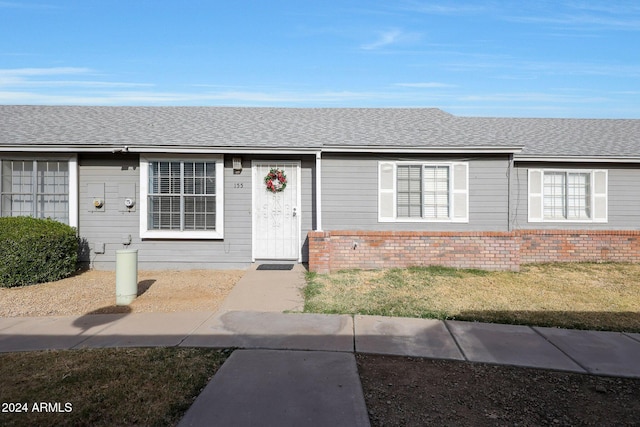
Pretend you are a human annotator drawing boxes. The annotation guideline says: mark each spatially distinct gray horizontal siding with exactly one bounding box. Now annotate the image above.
[78,154,252,269]
[78,154,316,270]
[512,162,640,230]
[321,154,510,231]
[78,155,141,268]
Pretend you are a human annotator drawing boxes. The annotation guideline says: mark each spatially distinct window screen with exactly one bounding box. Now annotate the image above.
[1,160,69,224]
[423,165,449,219]
[544,171,591,220]
[543,172,566,219]
[567,173,590,219]
[397,165,422,217]
[148,161,216,231]
[397,164,450,219]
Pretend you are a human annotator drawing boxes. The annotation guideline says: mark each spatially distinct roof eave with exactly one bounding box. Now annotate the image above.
[0,145,321,155]
[515,155,640,163]
[321,145,523,154]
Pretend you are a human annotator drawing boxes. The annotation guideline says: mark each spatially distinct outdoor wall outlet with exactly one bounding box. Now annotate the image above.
[94,242,105,254]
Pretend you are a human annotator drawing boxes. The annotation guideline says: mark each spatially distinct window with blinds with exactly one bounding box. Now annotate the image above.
[529,168,605,223]
[397,165,422,217]
[543,171,591,220]
[423,165,450,219]
[378,161,468,223]
[1,160,69,224]
[148,161,217,231]
[567,173,591,219]
[397,164,450,219]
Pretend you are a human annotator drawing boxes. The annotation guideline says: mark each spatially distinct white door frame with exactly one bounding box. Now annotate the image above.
[251,160,302,262]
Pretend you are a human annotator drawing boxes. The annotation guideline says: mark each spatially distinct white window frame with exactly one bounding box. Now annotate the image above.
[378,161,469,223]
[528,168,607,223]
[0,155,78,228]
[140,155,224,239]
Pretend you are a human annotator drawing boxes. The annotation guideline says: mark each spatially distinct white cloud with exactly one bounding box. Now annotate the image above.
[440,58,640,79]
[205,90,386,103]
[0,88,387,106]
[504,13,640,31]
[0,67,90,77]
[500,1,640,31]
[16,80,154,88]
[0,67,90,85]
[397,1,640,31]
[458,92,609,104]
[395,82,457,88]
[361,30,402,50]
[0,67,153,89]
[1,87,634,118]
[398,1,484,15]
[361,29,421,50]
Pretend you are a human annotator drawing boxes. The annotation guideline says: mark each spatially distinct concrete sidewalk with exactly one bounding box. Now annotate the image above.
[1,264,640,426]
[216,263,307,313]
[2,310,638,378]
[178,349,371,427]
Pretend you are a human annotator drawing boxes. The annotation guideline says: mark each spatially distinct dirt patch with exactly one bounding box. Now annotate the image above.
[0,269,245,317]
[358,354,640,426]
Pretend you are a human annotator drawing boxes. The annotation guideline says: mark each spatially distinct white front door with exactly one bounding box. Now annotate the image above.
[253,161,301,260]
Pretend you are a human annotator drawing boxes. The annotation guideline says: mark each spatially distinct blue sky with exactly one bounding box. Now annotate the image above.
[1,1,639,118]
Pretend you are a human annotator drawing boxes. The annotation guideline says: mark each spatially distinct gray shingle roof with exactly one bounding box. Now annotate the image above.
[0,105,638,158]
[499,117,640,158]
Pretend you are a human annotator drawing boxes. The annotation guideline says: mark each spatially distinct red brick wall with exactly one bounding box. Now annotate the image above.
[308,230,520,273]
[308,230,640,273]
[519,230,640,264]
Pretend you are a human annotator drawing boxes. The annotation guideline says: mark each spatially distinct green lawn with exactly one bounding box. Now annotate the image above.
[303,263,640,332]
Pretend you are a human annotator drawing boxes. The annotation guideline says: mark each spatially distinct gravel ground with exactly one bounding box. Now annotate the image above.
[0,269,244,317]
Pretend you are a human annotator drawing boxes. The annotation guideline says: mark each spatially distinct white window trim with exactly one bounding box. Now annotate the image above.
[0,155,78,228]
[528,168,608,223]
[378,161,469,223]
[69,156,78,228]
[139,155,224,239]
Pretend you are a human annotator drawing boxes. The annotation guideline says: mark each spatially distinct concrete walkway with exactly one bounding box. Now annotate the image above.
[1,264,640,426]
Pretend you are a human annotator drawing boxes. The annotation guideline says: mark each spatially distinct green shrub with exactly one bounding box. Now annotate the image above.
[0,217,78,288]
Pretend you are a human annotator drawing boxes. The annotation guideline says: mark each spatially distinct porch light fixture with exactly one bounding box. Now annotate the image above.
[232,157,243,173]
[112,146,129,153]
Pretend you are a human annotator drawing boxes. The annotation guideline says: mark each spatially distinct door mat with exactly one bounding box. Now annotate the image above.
[256,264,294,271]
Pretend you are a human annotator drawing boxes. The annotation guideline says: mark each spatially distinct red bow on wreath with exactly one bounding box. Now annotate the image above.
[264,168,287,193]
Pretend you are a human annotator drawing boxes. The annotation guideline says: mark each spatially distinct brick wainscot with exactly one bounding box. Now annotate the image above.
[308,230,640,273]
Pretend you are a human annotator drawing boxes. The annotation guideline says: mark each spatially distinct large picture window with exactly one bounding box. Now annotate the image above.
[528,169,607,223]
[140,156,224,239]
[378,161,468,222]
[1,159,71,224]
